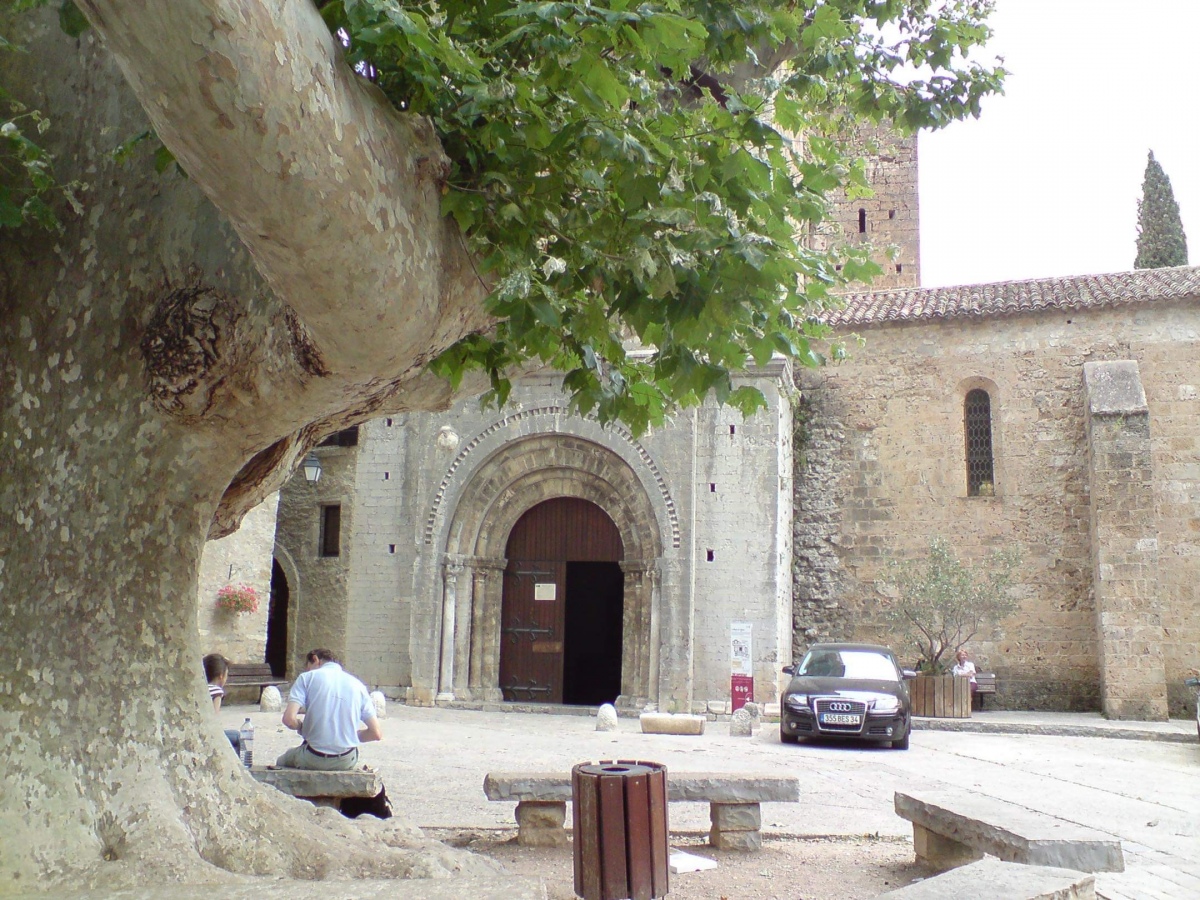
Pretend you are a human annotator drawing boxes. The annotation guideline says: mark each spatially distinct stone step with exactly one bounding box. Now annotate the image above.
[879,857,1095,899]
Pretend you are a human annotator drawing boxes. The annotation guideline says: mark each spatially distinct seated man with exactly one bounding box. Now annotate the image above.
[276,648,382,770]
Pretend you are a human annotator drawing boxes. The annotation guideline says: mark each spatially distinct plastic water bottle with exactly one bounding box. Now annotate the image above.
[239,717,254,768]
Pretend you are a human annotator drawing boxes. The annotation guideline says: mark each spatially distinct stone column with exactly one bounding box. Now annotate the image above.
[1082,361,1167,720]
[469,557,506,702]
[453,561,474,697]
[654,556,687,712]
[436,560,464,702]
[617,559,655,709]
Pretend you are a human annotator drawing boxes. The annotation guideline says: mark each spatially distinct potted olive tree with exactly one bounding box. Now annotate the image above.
[878,538,1020,717]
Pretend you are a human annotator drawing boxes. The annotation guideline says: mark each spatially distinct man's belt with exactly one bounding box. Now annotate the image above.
[302,743,356,759]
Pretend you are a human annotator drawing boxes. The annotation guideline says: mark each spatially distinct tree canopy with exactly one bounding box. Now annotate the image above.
[8,0,1004,434]
[1135,149,1188,269]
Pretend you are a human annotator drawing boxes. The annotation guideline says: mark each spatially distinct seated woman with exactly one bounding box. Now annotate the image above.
[951,648,978,693]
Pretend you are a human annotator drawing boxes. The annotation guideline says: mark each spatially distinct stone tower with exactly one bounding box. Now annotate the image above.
[817,123,921,290]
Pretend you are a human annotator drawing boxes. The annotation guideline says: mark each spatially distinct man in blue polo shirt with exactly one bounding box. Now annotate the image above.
[277,648,382,770]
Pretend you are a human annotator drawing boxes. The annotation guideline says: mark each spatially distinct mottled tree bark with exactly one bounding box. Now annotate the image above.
[0,5,491,889]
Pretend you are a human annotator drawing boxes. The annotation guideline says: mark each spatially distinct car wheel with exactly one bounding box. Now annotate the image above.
[891,730,910,750]
[780,728,800,744]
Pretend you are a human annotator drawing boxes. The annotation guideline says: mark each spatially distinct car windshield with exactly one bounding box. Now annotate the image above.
[797,649,898,681]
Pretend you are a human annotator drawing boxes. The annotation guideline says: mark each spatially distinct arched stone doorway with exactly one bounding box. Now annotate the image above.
[436,433,664,709]
[500,497,624,705]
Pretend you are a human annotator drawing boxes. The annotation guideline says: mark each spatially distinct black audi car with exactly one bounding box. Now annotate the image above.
[780,643,913,749]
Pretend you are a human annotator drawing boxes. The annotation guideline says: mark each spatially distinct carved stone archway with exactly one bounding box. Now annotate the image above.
[437,434,664,708]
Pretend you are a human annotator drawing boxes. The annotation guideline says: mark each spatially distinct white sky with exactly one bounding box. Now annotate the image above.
[918,0,1200,287]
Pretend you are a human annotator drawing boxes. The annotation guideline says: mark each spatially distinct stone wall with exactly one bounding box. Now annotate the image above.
[272,445,358,680]
[197,492,279,665]
[793,300,1200,713]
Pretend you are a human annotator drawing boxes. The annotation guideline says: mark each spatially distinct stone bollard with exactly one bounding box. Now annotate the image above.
[742,701,761,731]
[259,685,282,713]
[370,690,387,718]
[596,703,618,732]
[729,708,753,737]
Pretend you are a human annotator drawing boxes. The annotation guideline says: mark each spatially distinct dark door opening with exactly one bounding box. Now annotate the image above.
[265,559,289,677]
[562,561,624,706]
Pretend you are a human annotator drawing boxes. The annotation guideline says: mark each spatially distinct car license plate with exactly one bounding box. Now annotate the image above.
[820,713,861,725]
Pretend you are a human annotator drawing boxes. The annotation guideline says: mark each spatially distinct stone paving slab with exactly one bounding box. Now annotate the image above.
[879,857,1095,899]
[1095,863,1200,900]
[24,877,546,900]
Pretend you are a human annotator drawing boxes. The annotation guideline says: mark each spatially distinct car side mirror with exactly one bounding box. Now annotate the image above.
[900,669,917,679]
[781,665,795,676]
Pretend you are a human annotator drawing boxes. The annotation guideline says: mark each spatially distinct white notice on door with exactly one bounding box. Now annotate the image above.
[534,582,557,602]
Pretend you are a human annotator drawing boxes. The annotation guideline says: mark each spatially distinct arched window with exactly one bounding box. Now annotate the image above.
[964,389,994,496]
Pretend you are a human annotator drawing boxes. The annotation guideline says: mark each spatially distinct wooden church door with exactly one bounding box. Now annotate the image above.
[499,497,623,703]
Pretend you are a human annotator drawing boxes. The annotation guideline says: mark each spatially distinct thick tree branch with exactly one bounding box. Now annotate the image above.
[77,0,492,378]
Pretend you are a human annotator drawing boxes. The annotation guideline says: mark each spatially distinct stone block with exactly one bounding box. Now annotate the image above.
[879,857,1096,899]
[515,800,566,830]
[370,690,387,718]
[709,828,762,851]
[913,822,983,870]
[518,825,569,848]
[259,685,282,713]
[729,709,753,736]
[640,713,705,735]
[710,802,761,831]
[595,703,618,732]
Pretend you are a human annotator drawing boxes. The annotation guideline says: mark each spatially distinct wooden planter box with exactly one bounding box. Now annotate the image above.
[910,674,972,718]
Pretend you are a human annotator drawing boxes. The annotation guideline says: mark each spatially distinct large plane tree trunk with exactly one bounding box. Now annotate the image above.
[0,8,490,890]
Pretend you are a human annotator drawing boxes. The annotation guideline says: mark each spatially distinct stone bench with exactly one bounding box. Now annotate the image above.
[252,765,383,811]
[484,771,799,851]
[880,857,1095,899]
[894,789,1124,874]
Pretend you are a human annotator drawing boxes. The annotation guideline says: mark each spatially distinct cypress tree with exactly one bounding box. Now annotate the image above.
[1135,150,1188,268]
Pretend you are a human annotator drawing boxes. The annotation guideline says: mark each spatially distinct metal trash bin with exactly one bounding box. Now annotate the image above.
[572,760,669,900]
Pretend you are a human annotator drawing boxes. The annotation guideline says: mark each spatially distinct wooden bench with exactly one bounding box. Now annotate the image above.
[226,663,287,700]
[879,857,1096,898]
[974,672,997,710]
[484,770,799,851]
[251,765,382,811]
[894,789,1124,874]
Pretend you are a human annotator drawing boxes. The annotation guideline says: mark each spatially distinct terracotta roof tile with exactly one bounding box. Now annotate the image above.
[824,266,1200,327]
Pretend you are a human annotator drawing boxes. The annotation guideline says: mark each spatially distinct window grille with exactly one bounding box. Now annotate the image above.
[964,389,994,496]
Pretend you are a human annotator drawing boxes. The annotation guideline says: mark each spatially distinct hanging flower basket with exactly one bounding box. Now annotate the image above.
[215,583,260,615]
